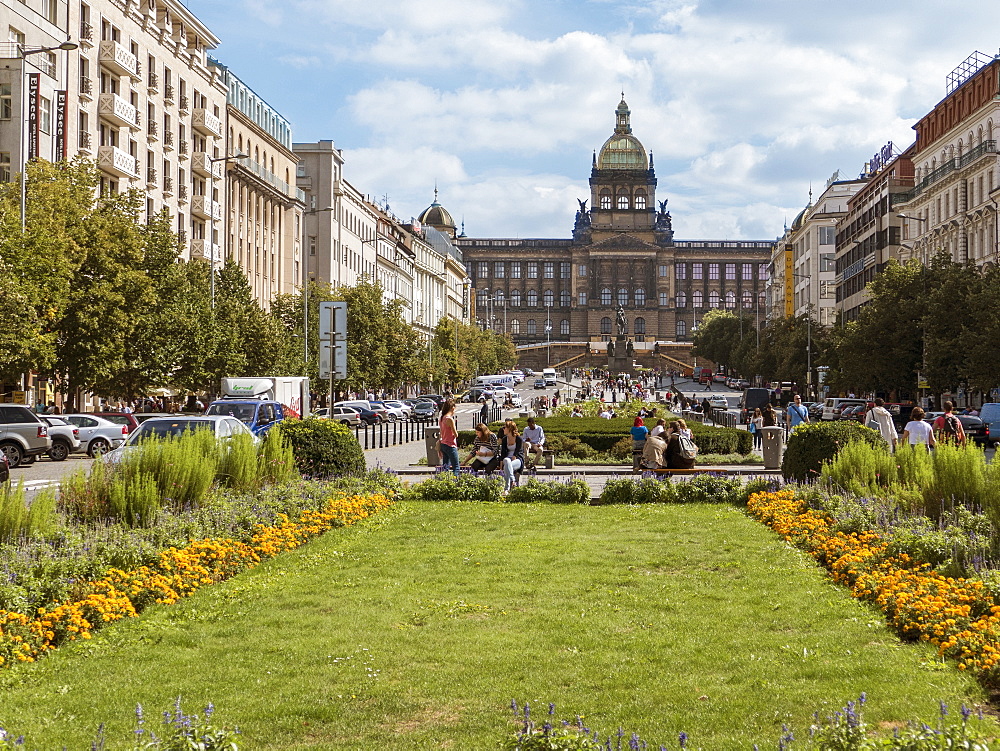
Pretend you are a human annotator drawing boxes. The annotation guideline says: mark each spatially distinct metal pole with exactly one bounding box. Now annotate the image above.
[209,167,215,308]
[19,51,26,233]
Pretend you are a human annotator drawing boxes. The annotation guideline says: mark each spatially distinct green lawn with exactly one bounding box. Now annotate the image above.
[0,501,984,749]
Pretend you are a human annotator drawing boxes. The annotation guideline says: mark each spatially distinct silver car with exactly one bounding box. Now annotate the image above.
[0,404,50,468]
[40,416,82,461]
[63,414,128,457]
[102,415,255,465]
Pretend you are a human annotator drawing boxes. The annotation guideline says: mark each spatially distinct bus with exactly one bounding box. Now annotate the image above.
[476,374,515,388]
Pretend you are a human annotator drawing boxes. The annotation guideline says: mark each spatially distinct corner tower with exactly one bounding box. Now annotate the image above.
[588,96,658,239]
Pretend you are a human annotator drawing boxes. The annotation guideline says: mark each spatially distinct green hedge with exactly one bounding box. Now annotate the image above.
[279,417,365,478]
[781,421,884,482]
[458,417,752,457]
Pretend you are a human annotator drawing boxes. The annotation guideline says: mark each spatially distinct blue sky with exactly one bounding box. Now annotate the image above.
[193,0,1000,240]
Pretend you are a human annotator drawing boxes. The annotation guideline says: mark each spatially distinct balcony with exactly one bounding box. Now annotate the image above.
[163,176,174,196]
[178,184,188,202]
[78,132,92,153]
[98,40,139,79]
[189,239,220,262]
[146,167,157,186]
[147,120,158,140]
[97,145,136,179]
[79,76,93,101]
[148,71,159,93]
[178,140,189,159]
[163,130,174,150]
[958,140,997,169]
[98,93,138,129]
[79,22,94,48]
[179,95,189,114]
[192,108,222,138]
[191,151,223,179]
[191,195,222,221]
[164,83,175,103]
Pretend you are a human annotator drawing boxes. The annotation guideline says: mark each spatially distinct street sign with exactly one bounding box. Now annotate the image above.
[318,302,348,380]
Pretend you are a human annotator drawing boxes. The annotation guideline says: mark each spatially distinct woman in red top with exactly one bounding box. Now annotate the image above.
[438,399,460,475]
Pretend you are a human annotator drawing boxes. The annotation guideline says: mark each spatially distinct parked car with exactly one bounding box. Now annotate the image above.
[369,401,407,422]
[63,414,129,457]
[89,411,140,435]
[840,405,864,421]
[708,395,729,410]
[739,388,772,425]
[922,413,988,446]
[821,398,867,421]
[353,406,386,426]
[134,412,174,424]
[0,404,51,468]
[979,403,1000,446]
[418,394,446,407]
[0,452,8,485]
[807,402,825,420]
[411,401,438,422]
[382,400,412,418]
[40,416,81,461]
[712,373,727,383]
[318,406,362,427]
[534,378,547,389]
[103,415,256,464]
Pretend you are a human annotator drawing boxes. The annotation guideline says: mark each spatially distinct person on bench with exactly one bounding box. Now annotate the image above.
[522,416,545,469]
[464,422,500,474]
[642,432,669,469]
[665,427,697,470]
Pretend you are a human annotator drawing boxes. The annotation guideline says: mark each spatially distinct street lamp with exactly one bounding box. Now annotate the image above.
[208,151,248,308]
[545,299,552,366]
[19,40,78,231]
[302,205,334,367]
[790,272,813,399]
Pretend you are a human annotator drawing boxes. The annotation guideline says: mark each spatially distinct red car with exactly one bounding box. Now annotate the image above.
[88,412,140,435]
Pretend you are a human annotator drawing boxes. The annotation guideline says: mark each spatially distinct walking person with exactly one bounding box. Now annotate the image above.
[750,407,764,451]
[902,407,936,449]
[498,419,525,493]
[933,400,966,447]
[865,398,898,452]
[762,403,778,427]
[785,394,810,433]
[701,397,712,424]
[438,399,461,476]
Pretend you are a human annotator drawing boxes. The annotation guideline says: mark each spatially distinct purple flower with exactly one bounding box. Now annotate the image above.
[679,731,688,748]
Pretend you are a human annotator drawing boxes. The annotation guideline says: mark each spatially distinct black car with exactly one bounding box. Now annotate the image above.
[411,401,437,422]
[353,407,384,426]
[959,415,988,446]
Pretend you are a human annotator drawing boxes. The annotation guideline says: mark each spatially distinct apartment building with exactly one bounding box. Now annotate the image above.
[212,58,304,305]
[0,0,228,255]
[893,51,1000,268]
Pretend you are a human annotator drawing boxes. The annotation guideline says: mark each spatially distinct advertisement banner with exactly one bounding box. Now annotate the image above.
[55,90,67,161]
[783,246,794,317]
[27,73,40,160]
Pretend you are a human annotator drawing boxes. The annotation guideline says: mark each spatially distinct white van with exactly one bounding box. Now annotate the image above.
[822,398,867,421]
[542,368,557,386]
[476,374,515,388]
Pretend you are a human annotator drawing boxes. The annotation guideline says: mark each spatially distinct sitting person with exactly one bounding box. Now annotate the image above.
[464,423,500,473]
[497,419,525,492]
[664,431,697,470]
[599,406,613,419]
[522,416,546,468]
[571,406,584,417]
[642,432,669,469]
[674,419,693,440]
[650,418,667,437]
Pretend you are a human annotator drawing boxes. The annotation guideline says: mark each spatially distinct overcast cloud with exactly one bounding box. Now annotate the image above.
[195,0,1000,240]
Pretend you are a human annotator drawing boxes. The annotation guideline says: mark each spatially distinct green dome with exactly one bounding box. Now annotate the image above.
[597,96,648,170]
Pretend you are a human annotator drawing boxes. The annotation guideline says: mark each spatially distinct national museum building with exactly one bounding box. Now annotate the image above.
[426,99,772,354]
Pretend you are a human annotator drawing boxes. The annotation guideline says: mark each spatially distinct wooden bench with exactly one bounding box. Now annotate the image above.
[635,467,719,475]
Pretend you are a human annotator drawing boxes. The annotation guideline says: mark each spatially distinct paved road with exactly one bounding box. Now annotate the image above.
[7,454,93,494]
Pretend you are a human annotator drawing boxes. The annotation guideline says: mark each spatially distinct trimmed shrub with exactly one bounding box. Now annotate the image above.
[406,473,504,503]
[506,478,591,504]
[280,417,365,478]
[674,474,742,504]
[598,477,677,504]
[781,421,883,482]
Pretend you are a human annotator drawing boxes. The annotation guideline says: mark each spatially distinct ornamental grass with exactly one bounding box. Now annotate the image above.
[747,489,1000,682]
[0,492,393,667]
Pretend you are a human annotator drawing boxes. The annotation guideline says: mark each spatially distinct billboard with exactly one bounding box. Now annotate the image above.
[27,73,40,160]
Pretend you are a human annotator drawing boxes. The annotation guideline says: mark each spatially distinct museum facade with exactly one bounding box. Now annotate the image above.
[432,99,773,350]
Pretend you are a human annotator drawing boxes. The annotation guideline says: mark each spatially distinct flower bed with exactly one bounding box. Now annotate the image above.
[0,493,393,667]
[747,489,1000,682]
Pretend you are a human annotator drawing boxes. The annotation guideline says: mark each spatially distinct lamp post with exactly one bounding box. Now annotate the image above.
[545,299,552,366]
[19,40,78,232]
[208,152,248,308]
[302,205,334,368]
[790,272,813,399]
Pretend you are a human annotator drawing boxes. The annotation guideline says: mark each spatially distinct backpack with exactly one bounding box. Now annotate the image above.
[678,434,699,460]
[943,414,961,438]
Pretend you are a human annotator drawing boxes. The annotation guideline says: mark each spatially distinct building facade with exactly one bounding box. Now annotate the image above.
[1,0,229,254]
[213,58,304,306]
[893,51,1000,268]
[453,98,771,349]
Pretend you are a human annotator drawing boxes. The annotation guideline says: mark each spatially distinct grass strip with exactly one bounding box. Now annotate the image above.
[0,501,982,748]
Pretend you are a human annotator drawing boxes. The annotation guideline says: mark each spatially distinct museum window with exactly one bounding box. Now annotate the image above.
[476,288,487,307]
[676,320,687,338]
[675,263,686,280]
[495,289,505,305]
[676,291,686,308]
[578,264,587,277]
[511,319,520,334]
[560,319,570,336]
[659,291,669,306]
[578,291,587,306]
[742,263,752,280]
[560,262,570,278]
[692,263,703,280]
[544,261,554,279]
[658,264,668,277]
[709,264,719,280]
[527,319,537,335]
[709,290,720,308]
[758,264,769,281]
[635,191,646,210]
[725,291,736,309]
[692,290,703,307]
[478,261,488,279]
[511,262,522,279]
[527,289,538,306]
[601,288,612,306]
[600,190,611,209]
[544,289,554,307]
[742,290,753,308]
[600,317,612,334]
[617,192,629,210]
[634,288,646,306]
[759,291,766,308]
[634,317,646,334]
[560,290,570,306]
[725,264,736,280]
[511,289,522,306]
[494,261,505,278]
[528,262,538,278]
[617,288,628,306]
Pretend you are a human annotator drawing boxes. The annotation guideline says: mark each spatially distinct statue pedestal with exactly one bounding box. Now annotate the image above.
[608,356,635,376]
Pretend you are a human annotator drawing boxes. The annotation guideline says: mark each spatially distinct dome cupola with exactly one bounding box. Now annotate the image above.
[418,187,457,237]
[598,96,648,170]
